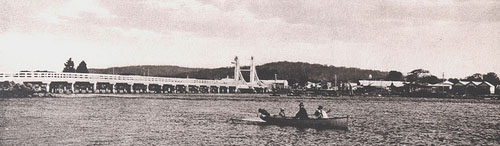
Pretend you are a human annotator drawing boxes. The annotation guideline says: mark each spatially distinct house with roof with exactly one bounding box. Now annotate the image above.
[477,82,495,95]
[358,80,405,89]
[452,81,495,95]
[357,80,406,95]
[261,80,289,90]
[305,81,321,89]
[497,85,500,95]
[428,81,454,93]
[452,81,468,95]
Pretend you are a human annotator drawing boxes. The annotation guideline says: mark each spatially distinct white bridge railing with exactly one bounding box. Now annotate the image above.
[0,72,243,87]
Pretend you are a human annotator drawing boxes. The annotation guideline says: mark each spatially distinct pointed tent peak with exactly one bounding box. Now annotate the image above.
[480,81,494,87]
[471,81,482,86]
[457,81,468,85]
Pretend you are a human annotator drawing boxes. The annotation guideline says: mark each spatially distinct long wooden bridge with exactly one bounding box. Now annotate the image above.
[0,57,268,94]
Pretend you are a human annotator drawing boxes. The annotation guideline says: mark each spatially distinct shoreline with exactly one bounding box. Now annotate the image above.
[11,93,496,104]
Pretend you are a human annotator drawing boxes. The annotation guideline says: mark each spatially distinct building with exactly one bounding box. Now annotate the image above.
[261,80,289,90]
[477,82,495,95]
[344,82,359,91]
[305,81,320,89]
[451,81,468,95]
[429,81,453,90]
[452,81,495,95]
[427,81,453,93]
[358,80,405,88]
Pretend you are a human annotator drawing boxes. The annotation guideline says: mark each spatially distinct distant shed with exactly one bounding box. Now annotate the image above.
[453,81,495,95]
[358,80,404,88]
[478,81,495,94]
[261,80,289,89]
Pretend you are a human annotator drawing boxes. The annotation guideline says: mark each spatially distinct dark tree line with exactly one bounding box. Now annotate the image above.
[63,58,88,73]
[385,69,500,86]
[462,72,500,85]
[386,71,403,81]
[384,69,440,84]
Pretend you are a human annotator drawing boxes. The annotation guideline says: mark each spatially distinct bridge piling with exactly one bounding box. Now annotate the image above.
[0,66,268,95]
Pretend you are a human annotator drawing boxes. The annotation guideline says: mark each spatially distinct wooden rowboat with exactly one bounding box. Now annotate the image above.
[259,115,349,130]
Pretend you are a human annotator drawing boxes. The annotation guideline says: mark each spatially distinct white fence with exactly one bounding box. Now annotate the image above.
[0,72,241,86]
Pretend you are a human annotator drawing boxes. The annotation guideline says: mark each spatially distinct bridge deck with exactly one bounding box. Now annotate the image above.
[0,72,243,86]
[0,72,267,94]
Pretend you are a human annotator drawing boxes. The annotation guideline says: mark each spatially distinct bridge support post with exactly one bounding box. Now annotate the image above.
[70,83,74,93]
[92,83,97,93]
[45,82,50,93]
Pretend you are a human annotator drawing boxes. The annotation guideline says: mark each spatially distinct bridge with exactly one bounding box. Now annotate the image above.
[0,57,268,94]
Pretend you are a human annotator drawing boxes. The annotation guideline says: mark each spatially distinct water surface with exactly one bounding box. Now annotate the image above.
[0,95,499,145]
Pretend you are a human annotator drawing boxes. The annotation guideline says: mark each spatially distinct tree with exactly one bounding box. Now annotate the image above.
[386,71,403,81]
[405,69,442,84]
[448,78,460,84]
[421,75,441,84]
[63,58,75,73]
[465,73,483,82]
[76,61,89,73]
[483,72,500,85]
[406,69,430,83]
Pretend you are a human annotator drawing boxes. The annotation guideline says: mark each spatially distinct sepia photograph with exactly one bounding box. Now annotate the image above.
[1,0,499,145]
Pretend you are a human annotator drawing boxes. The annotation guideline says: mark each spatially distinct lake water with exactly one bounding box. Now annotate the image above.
[0,95,499,145]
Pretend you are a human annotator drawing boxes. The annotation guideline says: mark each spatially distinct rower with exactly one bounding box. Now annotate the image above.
[294,102,309,119]
[314,106,329,119]
[278,108,286,117]
[258,108,271,117]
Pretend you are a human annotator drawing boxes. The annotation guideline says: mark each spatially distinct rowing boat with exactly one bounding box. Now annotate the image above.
[259,115,349,130]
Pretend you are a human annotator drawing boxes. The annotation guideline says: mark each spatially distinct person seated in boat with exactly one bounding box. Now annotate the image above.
[314,106,330,119]
[258,108,271,117]
[278,108,286,117]
[294,102,309,119]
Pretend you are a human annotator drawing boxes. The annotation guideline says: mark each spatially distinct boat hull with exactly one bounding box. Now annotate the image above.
[260,116,349,130]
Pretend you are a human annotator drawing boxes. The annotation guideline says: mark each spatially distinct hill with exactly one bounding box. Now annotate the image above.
[89,62,388,86]
[175,61,388,85]
[89,65,202,77]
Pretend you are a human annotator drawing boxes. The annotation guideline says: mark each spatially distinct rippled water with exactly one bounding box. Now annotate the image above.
[0,95,499,145]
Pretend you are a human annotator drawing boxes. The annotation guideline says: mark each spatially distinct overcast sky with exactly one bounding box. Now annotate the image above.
[1,0,499,78]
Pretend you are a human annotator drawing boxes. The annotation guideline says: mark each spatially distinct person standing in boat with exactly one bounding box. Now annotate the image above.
[294,102,309,119]
[314,106,329,119]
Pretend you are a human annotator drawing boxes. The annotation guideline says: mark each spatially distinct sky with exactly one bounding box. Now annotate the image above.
[0,0,499,78]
